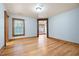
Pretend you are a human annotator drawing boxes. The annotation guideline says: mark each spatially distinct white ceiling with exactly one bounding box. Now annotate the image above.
[4,3,79,18]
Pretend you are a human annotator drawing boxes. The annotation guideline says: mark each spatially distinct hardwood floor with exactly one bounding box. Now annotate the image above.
[0,35,79,56]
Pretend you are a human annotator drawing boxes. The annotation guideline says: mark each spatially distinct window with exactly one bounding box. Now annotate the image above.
[12,18,25,36]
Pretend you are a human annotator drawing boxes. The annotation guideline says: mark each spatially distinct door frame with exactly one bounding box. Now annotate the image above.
[4,11,9,47]
[37,18,49,37]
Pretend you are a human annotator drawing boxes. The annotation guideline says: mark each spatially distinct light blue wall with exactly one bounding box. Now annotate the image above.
[48,8,79,44]
[8,15,37,39]
[0,4,4,49]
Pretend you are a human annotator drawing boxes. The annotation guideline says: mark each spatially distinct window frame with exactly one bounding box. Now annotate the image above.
[12,18,25,37]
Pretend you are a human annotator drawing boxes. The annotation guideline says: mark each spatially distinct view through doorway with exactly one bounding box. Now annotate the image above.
[37,18,48,37]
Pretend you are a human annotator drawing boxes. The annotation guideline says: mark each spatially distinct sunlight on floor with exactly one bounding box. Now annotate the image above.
[38,35,47,48]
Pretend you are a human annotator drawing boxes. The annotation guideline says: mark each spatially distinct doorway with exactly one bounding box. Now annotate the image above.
[37,18,48,37]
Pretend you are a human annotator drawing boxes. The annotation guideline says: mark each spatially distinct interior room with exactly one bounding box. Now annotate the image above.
[0,3,79,56]
[39,21,47,35]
